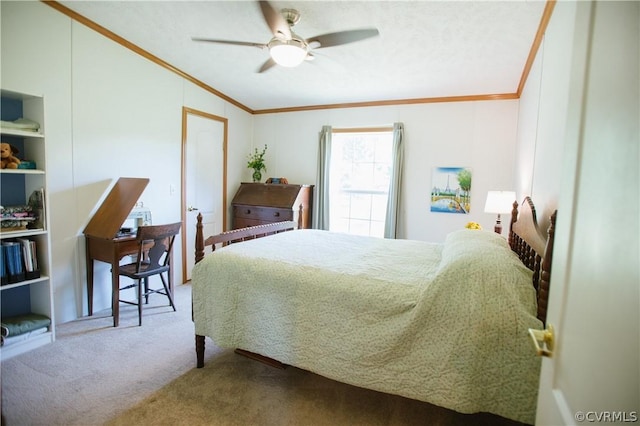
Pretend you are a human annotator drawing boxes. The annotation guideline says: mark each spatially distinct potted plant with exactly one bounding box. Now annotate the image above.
[247,144,267,182]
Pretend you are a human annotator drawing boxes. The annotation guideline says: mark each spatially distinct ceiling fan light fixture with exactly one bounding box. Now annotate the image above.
[268,38,307,67]
[191,2,380,73]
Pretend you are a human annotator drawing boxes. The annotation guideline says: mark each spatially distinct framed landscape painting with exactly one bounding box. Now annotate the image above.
[430,167,472,214]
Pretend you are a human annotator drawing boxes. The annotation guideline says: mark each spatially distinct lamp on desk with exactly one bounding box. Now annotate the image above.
[484,191,516,234]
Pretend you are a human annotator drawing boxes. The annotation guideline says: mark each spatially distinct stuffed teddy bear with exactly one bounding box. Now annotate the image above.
[1,142,21,169]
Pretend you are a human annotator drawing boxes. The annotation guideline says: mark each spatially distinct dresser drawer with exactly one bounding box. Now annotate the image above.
[233,205,293,222]
[233,217,263,229]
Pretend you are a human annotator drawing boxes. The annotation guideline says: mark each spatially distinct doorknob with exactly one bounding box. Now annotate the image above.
[187,206,199,212]
[528,324,555,357]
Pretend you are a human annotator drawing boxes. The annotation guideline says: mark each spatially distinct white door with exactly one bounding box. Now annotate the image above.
[535,2,639,424]
[182,108,227,282]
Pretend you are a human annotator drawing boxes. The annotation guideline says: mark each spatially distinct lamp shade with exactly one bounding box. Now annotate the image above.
[269,38,307,67]
[484,191,516,214]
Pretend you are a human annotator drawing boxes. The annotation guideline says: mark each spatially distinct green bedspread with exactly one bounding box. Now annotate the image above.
[192,229,542,424]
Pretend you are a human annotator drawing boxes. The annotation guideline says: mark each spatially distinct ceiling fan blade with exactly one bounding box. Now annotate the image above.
[192,37,267,49]
[257,58,277,73]
[307,28,379,49]
[259,1,291,39]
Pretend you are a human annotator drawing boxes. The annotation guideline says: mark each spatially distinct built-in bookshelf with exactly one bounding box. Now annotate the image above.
[1,89,54,359]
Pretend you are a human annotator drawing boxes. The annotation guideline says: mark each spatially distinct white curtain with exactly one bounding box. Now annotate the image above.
[313,125,332,230]
[384,122,404,239]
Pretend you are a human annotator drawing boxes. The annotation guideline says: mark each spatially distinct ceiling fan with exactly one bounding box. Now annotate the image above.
[192,1,379,73]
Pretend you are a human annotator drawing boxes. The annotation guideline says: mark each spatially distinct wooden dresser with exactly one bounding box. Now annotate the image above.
[231,183,313,229]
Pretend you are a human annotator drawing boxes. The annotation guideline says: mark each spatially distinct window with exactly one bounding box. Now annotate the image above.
[329,129,393,237]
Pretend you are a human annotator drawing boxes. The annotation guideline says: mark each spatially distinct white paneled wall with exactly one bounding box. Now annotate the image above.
[517,1,577,225]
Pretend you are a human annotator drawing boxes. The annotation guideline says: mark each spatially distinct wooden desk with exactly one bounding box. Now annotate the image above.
[85,234,138,327]
[83,177,150,327]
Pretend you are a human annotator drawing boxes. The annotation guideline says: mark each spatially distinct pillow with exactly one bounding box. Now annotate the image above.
[444,229,509,249]
[435,229,536,317]
[439,229,513,272]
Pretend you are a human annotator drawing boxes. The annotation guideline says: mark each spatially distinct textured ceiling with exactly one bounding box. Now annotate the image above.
[57,1,547,112]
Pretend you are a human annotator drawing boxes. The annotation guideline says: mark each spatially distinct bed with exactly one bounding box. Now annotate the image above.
[191,197,557,424]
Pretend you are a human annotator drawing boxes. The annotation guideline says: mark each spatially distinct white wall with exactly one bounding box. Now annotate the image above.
[516,2,578,226]
[1,1,253,324]
[253,99,520,242]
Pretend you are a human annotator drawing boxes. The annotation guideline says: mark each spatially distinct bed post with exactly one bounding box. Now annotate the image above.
[537,210,557,325]
[196,335,205,368]
[509,200,519,248]
[195,213,204,264]
[194,213,206,368]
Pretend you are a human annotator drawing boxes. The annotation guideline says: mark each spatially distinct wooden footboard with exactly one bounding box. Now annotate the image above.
[194,215,297,263]
[194,215,297,367]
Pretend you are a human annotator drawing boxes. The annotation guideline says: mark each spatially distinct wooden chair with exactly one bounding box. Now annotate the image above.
[117,222,181,326]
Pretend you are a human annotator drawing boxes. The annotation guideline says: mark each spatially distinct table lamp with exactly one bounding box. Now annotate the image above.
[484,191,516,234]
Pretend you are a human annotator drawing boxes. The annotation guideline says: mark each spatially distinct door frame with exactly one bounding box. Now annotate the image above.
[180,106,228,283]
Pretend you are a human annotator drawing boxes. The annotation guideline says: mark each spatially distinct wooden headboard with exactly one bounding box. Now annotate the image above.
[508,197,557,325]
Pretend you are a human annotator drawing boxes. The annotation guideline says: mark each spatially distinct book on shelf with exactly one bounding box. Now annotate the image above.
[0,244,6,285]
[17,238,38,274]
[1,238,39,284]
[1,241,24,283]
